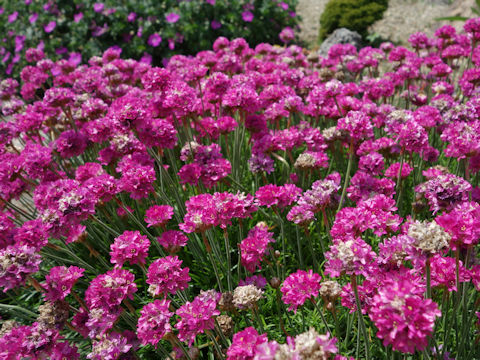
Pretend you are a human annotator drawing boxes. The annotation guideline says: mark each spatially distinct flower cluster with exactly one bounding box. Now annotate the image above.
[146,255,190,297]
[369,278,441,353]
[281,269,321,313]
[110,230,150,267]
[239,223,275,273]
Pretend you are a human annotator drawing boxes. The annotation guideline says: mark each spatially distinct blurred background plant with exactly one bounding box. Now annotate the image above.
[318,0,388,41]
[0,0,299,77]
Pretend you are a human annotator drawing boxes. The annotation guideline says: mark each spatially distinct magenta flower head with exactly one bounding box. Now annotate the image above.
[337,110,374,144]
[211,20,222,29]
[87,331,132,360]
[325,237,377,278]
[369,277,441,354]
[44,21,56,33]
[74,12,83,22]
[93,3,104,13]
[175,292,220,346]
[242,11,254,22]
[110,230,150,267]
[227,326,268,359]
[435,201,480,249]
[137,299,173,347]
[157,230,188,253]
[0,245,42,292]
[148,33,162,47]
[281,269,321,313]
[165,12,180,23]
[146,255,190,297]
[179,193,218,233]
[8,11,18,23]
[279,27,295,43]
[43,266,85,301]
[85,269,137,310]
[127,12,136,22]
[144,205,174,228]
[239,223,275,273]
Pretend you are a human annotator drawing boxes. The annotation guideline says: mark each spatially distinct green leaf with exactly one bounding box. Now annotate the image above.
[435,16,469,22]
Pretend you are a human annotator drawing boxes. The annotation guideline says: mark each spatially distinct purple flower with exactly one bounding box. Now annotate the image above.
[68,52,82,66]
[44,21,56,33]
[8,12,18,23]
[211,20,221,29]
[140,52,152,64]
[93,3,104,13]
[206,0,215,4]
[29,13,38,24]
[165,12,180,24]
[74,12,83,22]
[278,2,289,10]
[92,23,109,37]
[148,33,162,47]
[127,12,137,22]
[242,11,254,22]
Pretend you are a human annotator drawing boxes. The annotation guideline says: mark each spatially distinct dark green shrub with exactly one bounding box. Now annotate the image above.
[319,0,388,41]
[0,0,299,77]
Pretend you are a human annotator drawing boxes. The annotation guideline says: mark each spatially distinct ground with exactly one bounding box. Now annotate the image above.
[297,0,476,47]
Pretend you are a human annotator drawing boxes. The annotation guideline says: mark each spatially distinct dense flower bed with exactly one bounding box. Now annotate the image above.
[0,0,298,76]
[0,18,480,360]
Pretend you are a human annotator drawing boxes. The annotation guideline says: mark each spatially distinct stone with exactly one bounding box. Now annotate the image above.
[318,28,363,57]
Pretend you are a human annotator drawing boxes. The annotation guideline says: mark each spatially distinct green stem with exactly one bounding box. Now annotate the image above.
[311,298,331,333]
[352,276,371,360]
[426,255,431,299]
[337,140,354,213]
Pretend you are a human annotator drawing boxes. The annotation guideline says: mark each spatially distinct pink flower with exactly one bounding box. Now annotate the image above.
[337,110,374,143]
[435,201,480,249]
[93,3,104,12]
[415,173,471,214]
[29,13,38,24]
[242,11,254,22]
[157,230,188,253]
[124,12,136,22]
[43,266,85,301]
[137,299,173,347]
[279,27,295,43]
[227,327,267,359]
[211,20,222,29]
[369,277,441,354]
[384,162,413,179]
[85,269,137,311]
[55,130,88,158]
[325,237,377,278]
[175,293,220,345]
[74,13,83,22]
[255,184,302,209]
[165,12,180,24]
[87,332,132,360]
[146,256,190,297]
[148,33,162,47]
[144,205,174,228]
[44,21,56,33]
[8,11,18,23]
[179,193,218,233]
[239,223,275,273]
[281,269,322,312]
[0,245,42,292]
[110,230,150,267]
[430,254,470,292]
